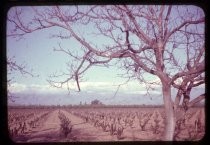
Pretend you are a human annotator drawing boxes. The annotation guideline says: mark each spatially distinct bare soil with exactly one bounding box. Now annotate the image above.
[9,107,205,142]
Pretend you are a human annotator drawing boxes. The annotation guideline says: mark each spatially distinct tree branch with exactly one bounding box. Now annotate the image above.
[188,93,205,107]
[171,61,204,84]
[164,17,204,43]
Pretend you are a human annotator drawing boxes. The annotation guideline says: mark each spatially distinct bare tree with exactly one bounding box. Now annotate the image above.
[7,5,205,140]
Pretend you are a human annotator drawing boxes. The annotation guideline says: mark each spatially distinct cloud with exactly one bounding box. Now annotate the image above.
[8,81,163,105]
[80,81,115,91]
[8,83,66,94]
[9,83,27,93]
[9,81,150,94]
[123,90,161,95]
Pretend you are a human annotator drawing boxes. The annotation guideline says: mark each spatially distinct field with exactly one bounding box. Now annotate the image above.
[8,106,205,142]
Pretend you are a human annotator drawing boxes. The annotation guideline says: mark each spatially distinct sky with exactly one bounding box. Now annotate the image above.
[6,5,205,106]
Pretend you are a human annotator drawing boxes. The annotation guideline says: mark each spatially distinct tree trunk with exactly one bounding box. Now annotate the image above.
[162,81,175,141]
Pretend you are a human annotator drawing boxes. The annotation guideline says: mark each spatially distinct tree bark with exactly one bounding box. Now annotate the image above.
[162,81,175,141]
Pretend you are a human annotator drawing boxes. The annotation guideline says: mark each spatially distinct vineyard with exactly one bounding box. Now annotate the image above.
[8,106,205,142]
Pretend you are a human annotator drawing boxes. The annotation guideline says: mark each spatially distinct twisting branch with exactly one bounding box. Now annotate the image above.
[74,50,92,91]
[171,61,204,84]
[172,41,204,110]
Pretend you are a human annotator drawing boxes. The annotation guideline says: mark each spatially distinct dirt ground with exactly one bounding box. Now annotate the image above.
[11,110,119,142]
[9,107,205,142]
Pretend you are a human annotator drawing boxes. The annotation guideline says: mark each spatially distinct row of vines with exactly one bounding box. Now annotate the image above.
[58,110,73,137]
[8,109,51,138]
[65,107,205,141]
[7,107,205,141]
